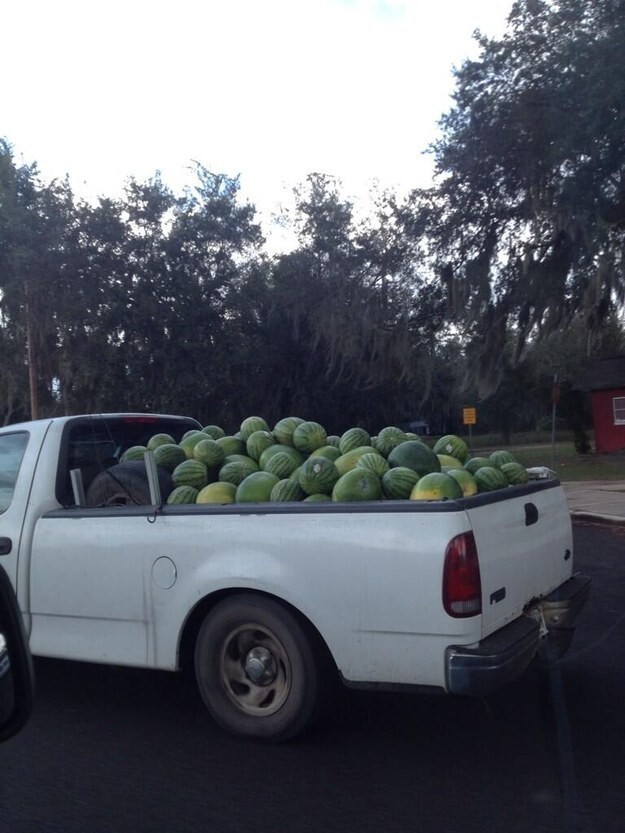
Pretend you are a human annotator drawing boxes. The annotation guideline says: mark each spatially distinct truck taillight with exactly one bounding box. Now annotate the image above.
[442,531,482,618]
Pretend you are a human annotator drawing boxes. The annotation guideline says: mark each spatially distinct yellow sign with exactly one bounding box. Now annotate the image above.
[463,407,477,426]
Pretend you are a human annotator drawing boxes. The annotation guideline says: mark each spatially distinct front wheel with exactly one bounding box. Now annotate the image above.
[194,594,320,741]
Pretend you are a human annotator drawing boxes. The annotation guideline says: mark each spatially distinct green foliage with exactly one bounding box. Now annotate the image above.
[0,149,448,430]
[264,174,446,427]
[418,0,625,392]
[0,140,73,422]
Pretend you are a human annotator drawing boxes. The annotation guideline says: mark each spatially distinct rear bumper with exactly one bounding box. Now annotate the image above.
[446,574,590,696]
[536,573,591,658]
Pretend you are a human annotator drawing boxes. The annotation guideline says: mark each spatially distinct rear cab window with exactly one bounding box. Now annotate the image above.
[55,415,201,505]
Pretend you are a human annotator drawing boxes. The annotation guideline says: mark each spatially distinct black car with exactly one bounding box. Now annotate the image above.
[0,565,34,742]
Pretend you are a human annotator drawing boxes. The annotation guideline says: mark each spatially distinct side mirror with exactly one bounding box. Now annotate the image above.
[0,566,34,742]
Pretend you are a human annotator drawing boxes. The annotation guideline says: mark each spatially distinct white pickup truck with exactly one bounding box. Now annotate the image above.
[0,413,589,740]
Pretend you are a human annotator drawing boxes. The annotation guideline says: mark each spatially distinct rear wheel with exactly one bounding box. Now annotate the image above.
[194,594,320,741]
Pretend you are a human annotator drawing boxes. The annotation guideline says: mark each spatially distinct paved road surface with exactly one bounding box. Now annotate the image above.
[0,522,623,833]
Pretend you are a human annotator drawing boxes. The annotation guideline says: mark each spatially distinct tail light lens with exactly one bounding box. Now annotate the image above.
[443,531,482,617]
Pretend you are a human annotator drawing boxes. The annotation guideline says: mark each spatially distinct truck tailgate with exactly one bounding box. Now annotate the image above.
[464,480,573,638]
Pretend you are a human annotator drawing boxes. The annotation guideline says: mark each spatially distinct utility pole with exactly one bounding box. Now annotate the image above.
[550,371,560,472]
[24,279,39,420]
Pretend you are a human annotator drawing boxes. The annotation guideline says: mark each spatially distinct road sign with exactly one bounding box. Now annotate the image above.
[463,407,477,426]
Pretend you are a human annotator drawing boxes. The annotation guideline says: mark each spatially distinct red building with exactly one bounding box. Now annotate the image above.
[577,355,625,452]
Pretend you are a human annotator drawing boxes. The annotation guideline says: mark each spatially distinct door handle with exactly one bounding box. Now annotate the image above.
[524,503,539,526]
[0,537,12,555]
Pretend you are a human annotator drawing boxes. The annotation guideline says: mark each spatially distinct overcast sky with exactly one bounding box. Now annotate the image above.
[3,0,513,237]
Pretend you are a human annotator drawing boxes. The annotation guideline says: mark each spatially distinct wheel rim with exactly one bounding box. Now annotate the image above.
[219,622,292,716]
[105,491,137,506]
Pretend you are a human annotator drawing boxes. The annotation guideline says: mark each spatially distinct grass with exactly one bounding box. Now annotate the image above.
[467,430,577,448]
[461,438,625,482]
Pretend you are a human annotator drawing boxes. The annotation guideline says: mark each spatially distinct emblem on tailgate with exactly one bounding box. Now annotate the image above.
[490,587,506,605]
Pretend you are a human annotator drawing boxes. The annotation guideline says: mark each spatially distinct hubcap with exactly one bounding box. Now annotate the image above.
[219,624,291,716]
[244,646,277,685]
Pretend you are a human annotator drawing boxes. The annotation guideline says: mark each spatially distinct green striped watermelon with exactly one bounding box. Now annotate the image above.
[272,416,305,446]
[240,416,270,442]
[410,472,463,501]
[388,441,440,477]
[288,465,302,482]
[464,457,492,475]
[182,429,202,440]
[193,438,225,468]
[381,467,419,499]
[264,451,300,479]
[339,427,371,454]
[332,469,382,502]
[219,459,259,486]
[373,426,408,457]
[201,425,226,440]
[246,430,276,461]
[172,460,208,491]
[489,450,517,468]
[292,421,327,454]
[216,436,247,456]
[121,445,147,462]
[235,471,280,503]
[355,452,389,477]
[259,444,303,471]
[153,443,187,472]
[298,456,340,496]
[433,434,469,464]
[500,462,529,485]
[310,445,342,462]
[180,433,207,459]
[437,454,464,469]
[196,481,237,504]
[270,479,306,502]
[147,433,175,451]
[334,446,378,476]
[474,466,508,492]
[167,485,199,504]
[446,468,478,497]
[222,454,259,470]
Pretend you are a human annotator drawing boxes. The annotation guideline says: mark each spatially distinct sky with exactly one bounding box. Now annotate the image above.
[2,0,513,243]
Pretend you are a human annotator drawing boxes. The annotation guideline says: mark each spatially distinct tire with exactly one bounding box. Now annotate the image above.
[194,594,320,742]
[85,461,174,507]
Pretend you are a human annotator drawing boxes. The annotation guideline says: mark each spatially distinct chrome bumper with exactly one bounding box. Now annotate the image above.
[445,575,591,696]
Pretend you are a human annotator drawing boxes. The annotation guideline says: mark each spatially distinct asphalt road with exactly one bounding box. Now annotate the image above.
[0,523,623,833]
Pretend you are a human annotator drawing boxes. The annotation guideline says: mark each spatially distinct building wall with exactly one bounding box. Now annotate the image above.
[591,389,625,452]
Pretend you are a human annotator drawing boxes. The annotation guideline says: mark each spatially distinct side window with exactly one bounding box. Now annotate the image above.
[57,425,119,504]
[0,433,29,514]
[613,396,625,425]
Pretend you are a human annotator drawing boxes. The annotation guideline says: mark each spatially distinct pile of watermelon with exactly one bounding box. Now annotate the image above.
[122,417,530,505]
